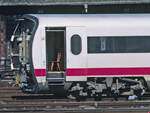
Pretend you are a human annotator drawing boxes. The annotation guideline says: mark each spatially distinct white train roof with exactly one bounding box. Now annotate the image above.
[30,14,150,36]
[30,14,150,27]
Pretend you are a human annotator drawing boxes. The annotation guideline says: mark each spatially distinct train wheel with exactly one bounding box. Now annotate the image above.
[67,90,86,101]
[113,92,119,101]
[67,83,87,101]
[94,93,102,101]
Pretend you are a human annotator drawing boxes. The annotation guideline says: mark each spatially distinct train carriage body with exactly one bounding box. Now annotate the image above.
[10,14,150,99]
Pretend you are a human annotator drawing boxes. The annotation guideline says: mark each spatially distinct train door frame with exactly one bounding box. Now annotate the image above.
[45,27,66,77]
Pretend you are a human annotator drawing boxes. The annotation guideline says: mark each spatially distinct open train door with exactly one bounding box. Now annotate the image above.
[66,26,87,81]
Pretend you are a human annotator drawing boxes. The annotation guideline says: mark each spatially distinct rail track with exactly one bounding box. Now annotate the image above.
[0,79,150,113]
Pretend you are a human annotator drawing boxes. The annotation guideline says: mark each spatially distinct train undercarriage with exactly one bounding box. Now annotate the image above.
[67,77,146,100]
[17,70,147,101]
[14,65,147,101]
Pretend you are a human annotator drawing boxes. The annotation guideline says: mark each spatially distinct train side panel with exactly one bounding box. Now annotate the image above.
[32,25,47,85]
[66,26,87,81]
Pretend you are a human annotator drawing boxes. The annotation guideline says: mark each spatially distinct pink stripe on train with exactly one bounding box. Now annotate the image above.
[66,67,150,76]
[34,69,46,76]
[34,67,150,76]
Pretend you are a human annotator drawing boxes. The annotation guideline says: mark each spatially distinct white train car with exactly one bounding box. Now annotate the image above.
[10,14,150,99]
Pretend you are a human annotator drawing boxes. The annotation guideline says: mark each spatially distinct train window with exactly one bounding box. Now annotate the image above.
[88,36,150,53]
[71,34,82,55]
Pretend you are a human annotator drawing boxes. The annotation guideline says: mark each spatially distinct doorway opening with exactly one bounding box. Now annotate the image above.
[45,27,66,75]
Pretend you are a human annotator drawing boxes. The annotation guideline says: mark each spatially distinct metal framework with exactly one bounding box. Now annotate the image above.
[0,0,150,6]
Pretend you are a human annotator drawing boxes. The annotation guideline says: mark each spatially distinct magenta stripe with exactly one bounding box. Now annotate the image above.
[34,69,46,76]
[66,68,86,76]
[66,67,150,76]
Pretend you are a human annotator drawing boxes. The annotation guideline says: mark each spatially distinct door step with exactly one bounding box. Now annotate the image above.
[47,78,64,85]
[46,72,65,86]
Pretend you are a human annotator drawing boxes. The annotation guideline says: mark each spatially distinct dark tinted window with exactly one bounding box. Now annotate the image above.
[71,35,82,55]
[88,36,150,53]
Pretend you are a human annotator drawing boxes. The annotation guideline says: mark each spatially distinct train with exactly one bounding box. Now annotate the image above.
[10,14,150,100]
